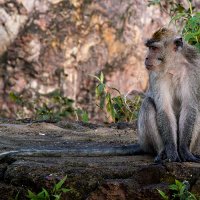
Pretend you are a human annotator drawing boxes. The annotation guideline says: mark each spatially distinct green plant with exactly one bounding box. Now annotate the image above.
[9,90,89,122]
[9,191,20,200]
[148,0,200,51]
[9,92,24,106]
[74,108,89,122]
[183,12,200,50]
[92,72,142,122]
[158,180,200,200]
[35,90,75,121]
[27,176,71,200]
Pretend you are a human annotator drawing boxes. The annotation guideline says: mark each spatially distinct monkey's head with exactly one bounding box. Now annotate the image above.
[145,28,183,72]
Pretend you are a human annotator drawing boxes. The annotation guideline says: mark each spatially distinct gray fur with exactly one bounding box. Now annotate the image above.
[0,144,144,159]
[138,28,200,162]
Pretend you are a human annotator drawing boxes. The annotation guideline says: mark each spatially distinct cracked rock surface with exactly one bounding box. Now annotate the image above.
[0,120,200,199]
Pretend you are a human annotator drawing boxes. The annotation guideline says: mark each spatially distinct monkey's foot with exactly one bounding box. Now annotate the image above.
[154,150,181,163]
[154,150,167,163]
[180,149,200,163]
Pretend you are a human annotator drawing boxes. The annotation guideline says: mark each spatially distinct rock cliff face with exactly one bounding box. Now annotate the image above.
[0,0,170,120]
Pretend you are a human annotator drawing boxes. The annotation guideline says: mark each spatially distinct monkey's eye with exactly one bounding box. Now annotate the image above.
[158,57,163,61]
[149,46,158,51]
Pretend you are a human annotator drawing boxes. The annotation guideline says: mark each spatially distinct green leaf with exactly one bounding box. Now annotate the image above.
[41,188,50,198]
[195,43,200,52]
[175,179,183,189]
[106,94,116,120]
[53,194,61,200]
[184,32,196,41]
[176,4,185,13]
[100,72,104,83]
[9,92,23,105]
[157,189,169,200]
[169,184,178,191]
[188,192,198,200]
[98,83,105,95]
[14,191,20,200]
[99,95,105,109]
[179,185,186,196]
[81,111,89,122]
[27,190,37,199]
[36,190,47,198]
[61,188,71,193]
[53,176,67,193]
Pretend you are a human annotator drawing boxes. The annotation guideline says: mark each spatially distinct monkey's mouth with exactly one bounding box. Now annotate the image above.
[145,65,154,70]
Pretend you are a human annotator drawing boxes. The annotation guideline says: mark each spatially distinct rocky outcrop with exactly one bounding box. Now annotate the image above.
[0,121,200,199]
[0,0,171,120]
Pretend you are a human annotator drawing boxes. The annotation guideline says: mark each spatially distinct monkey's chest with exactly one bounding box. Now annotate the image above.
[165,74,186,112]
[171,77,182,99]
[157,74,185,111]
[150,71,188,113]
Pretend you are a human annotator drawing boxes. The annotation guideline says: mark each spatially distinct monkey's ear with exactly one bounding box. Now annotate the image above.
[174,37,183,51]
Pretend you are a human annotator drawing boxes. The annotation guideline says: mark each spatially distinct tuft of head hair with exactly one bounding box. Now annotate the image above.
[145,28,177,47]
[152,27,176,41]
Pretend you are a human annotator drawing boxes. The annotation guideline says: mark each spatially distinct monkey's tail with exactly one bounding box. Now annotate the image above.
[0,144,144,159]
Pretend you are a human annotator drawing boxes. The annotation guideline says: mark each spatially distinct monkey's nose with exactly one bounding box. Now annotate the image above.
[145,58,153,70]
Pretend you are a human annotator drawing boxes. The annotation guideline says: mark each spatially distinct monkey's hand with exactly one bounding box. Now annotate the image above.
[179,147,200,162]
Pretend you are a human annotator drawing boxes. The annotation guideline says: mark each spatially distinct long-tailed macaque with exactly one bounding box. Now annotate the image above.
[138,27,200,162]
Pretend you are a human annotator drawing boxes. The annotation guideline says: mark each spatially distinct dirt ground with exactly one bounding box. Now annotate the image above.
[0,120,138,153]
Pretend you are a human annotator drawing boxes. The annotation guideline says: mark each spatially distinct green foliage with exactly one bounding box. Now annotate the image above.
[74,108,89,123]
[27,176,71,200]
[9,90,89,122]
[27,189,50,200]
[10,191,20,200]
[9,92,24,105]
[158,180,200,200]
[92,72,142,122]
[14,192,20,200]
[148,0,200,51]
[183,12,200,50]
[158,189,169,200]
[35,90,75,121]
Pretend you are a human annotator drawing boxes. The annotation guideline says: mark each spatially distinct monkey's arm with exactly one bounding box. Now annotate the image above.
[0,144,144,159]
[156,110,180,162]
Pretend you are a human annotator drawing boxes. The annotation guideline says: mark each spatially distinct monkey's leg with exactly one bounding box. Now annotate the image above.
[190,114,200,157]
[179,107,200,162]
[138,97,164,160]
